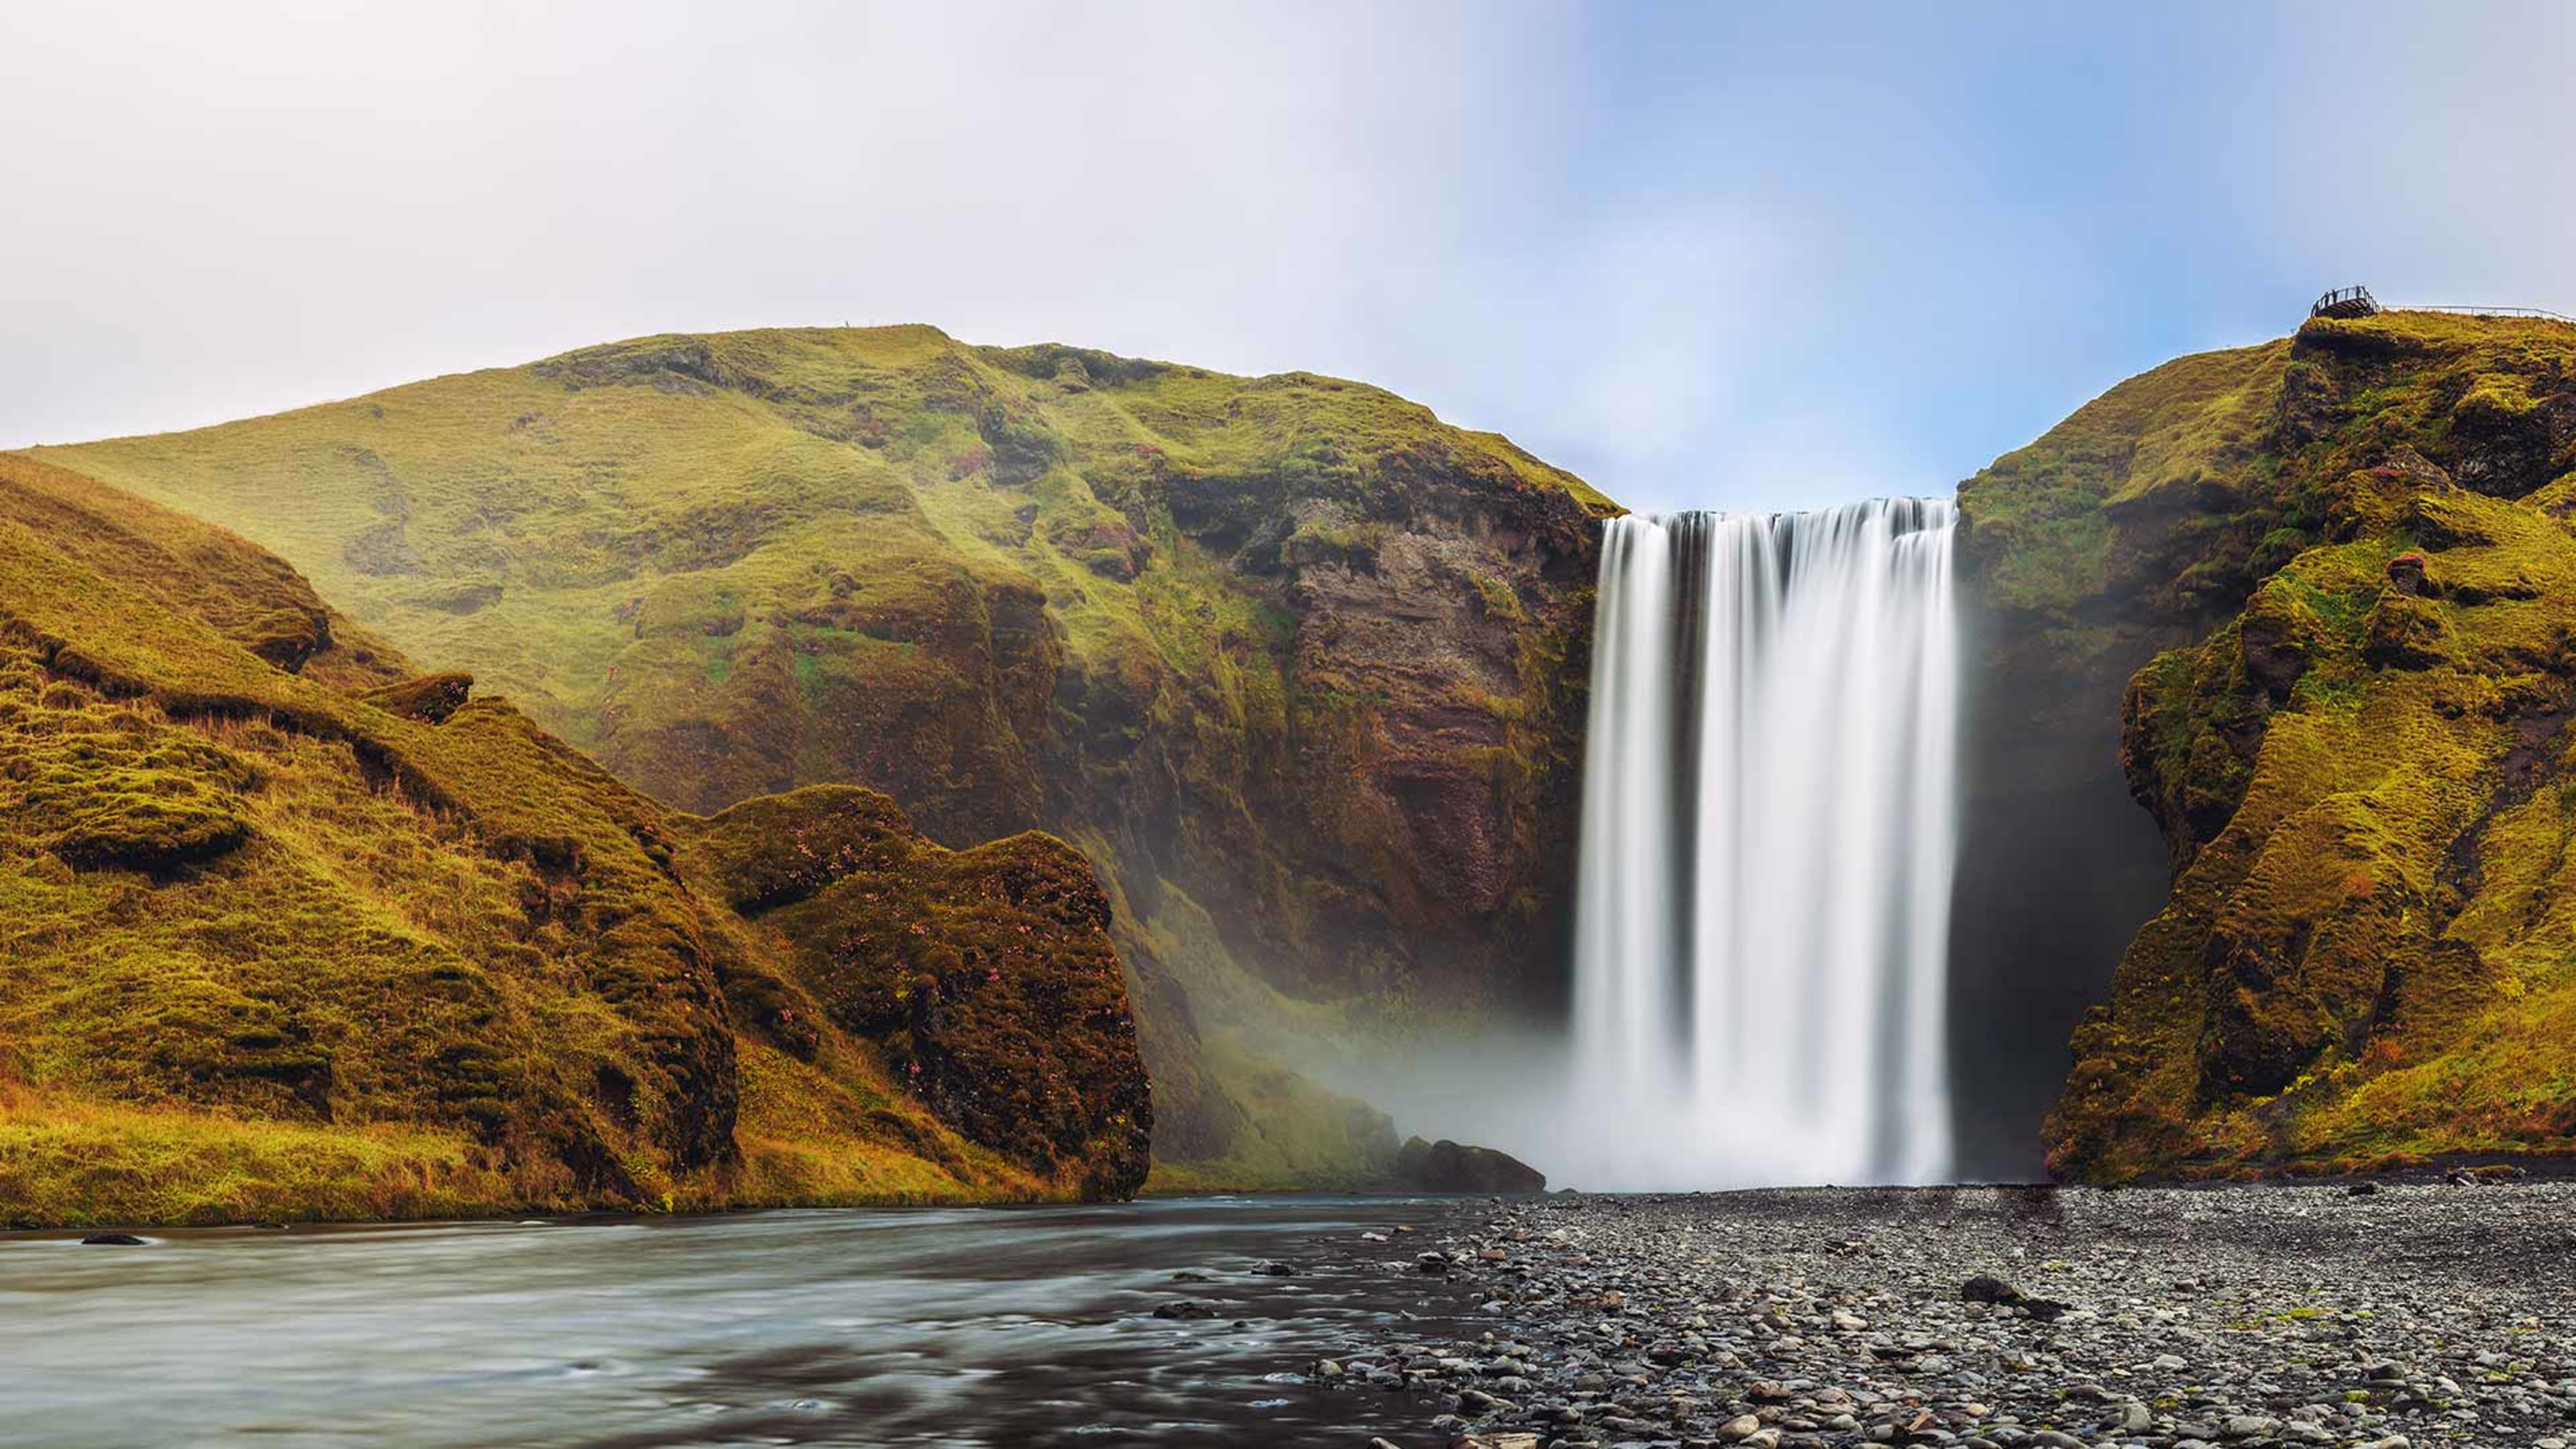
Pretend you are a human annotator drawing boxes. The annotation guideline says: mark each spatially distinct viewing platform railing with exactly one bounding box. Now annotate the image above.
[2309,284,2571,326]
[2312,284,2379,319]
[2404,304,2576,325]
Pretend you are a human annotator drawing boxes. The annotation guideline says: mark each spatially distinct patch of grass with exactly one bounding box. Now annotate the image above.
[0,1085,497,1228]
[1959,338,2292,616]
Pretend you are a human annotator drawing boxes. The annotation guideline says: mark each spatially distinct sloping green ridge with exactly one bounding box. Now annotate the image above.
[39,325,1613,1187]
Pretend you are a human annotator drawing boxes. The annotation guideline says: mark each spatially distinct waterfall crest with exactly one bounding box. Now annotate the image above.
[1568,498,1960,1189]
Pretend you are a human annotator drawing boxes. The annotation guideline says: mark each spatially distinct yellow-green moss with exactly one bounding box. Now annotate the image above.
[2032,313,2576,1179]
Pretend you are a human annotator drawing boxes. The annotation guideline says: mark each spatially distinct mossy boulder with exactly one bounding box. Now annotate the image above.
[684,786,1149,1197]
[1391,1134,1546,1193]
[2360,588,2447,668]
[358,671,473,723]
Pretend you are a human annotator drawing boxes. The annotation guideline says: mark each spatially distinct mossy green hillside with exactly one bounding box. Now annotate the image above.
[0,455,1148,1226]
[1986,312,2576,1179]
[35,326,1614,1177]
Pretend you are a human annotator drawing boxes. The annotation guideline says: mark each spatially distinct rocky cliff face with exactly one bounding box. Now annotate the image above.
[1964,312,2576,1180]
[1949,342,2297,1175]
[679,786,1150,1201]
[39,327,1613,1185]
[0,454,1147,1226]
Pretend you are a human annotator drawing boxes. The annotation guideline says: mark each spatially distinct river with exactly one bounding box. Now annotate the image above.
[0,1195,1477,1448]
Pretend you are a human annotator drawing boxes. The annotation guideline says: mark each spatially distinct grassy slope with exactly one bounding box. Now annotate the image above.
[34,327,1604,815]
[36,325,1613,1188]
[1965,312,2576,1179]
[0,454,1144,1225]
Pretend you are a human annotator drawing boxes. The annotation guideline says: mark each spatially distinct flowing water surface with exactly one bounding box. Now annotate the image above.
[1572,499,1961,1188]
[0,1196,1476,1448]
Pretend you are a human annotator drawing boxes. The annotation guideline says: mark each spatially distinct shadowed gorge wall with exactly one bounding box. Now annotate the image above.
[1951,338,2324,1178]
[36,327,1615,1186]
[1948,560,2194,1180]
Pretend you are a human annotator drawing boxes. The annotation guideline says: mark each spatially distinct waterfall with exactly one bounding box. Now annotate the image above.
[1567,498,1960,1189]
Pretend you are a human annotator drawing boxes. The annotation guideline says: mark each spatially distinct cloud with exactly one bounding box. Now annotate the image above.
[0,3,1560,439]
[6,3,2575,516]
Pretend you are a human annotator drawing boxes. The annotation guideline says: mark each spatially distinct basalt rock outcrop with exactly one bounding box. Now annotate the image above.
[680,786,1149,1201]
[1391,1134,1547,1194]
[40,326,1615,1185]
[1961,311,2576,1180]
[0,454,1148,1226]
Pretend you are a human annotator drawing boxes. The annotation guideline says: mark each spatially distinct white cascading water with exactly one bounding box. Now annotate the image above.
[1567,498,1960,1189]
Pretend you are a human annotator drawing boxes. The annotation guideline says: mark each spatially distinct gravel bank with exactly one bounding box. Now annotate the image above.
[1307,1181,2576,1448]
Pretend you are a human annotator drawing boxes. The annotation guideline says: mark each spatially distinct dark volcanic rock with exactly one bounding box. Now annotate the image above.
[1392,1136,1546,1193]
[1958,1272,2023,1303]
[682,786,1153,1199]
[1314,1182,2576,1449]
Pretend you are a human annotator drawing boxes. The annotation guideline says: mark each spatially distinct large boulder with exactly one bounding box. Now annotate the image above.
[1391,1135,1546,1193]
[682,786,1152,1199]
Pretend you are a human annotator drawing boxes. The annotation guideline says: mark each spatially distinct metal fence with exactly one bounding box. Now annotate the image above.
[2405,304,2576,324]
[2309,284,2571,325]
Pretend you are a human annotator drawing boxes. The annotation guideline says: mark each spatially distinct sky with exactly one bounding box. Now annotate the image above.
[5,2,2573,514]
